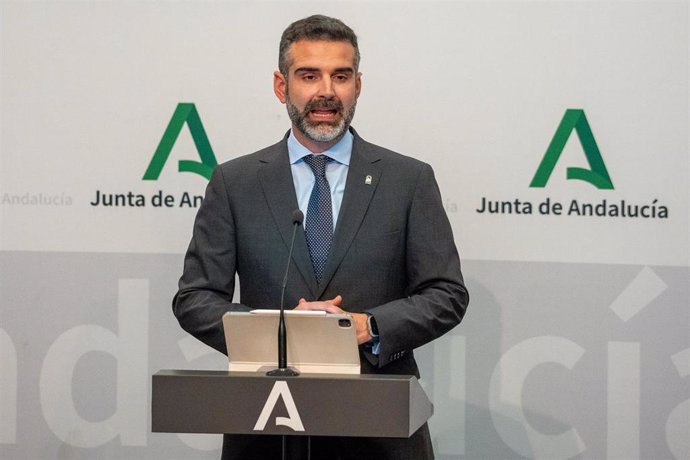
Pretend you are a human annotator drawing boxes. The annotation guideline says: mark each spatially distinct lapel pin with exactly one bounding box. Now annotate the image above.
[365,175,372,185]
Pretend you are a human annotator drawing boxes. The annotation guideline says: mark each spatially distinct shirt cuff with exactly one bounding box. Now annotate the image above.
[370,337,381,355]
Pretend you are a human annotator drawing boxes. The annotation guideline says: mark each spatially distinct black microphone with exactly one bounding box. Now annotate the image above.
[267,209,303,377]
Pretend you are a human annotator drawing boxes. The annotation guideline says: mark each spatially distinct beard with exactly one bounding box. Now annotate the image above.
[285,89,357,144]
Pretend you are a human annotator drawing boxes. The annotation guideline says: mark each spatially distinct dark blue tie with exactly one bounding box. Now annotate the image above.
[302,154,333,283]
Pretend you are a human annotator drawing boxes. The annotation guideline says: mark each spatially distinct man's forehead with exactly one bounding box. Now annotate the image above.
[287,39,357,70]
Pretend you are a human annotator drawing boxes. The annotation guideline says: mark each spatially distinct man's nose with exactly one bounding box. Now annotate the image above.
[317,77,335,98]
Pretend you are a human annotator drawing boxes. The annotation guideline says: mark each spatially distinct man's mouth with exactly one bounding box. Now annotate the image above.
[309,109,339,120]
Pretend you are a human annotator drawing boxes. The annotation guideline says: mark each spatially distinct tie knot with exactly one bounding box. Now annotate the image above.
[303,154,331,177]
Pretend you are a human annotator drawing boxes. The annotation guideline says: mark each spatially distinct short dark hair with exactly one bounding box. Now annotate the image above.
[279,15,360,76]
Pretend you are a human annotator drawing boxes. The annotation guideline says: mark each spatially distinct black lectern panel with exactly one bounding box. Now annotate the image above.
[152,370,433,438]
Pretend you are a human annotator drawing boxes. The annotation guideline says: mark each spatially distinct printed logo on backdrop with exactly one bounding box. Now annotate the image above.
[476,108,668,219]
[89,103,214,209]
[143,103,218,181]
[1,103,214,209]
[529,109,613,190]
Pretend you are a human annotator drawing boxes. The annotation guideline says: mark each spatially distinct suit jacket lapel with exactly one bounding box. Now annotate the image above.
[258,140,319,298]
[318,134,382,297]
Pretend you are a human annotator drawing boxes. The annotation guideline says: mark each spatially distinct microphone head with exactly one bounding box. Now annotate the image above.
[292,209,304,225]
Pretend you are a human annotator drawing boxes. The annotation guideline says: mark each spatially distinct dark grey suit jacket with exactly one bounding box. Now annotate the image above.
[173,128,468,458]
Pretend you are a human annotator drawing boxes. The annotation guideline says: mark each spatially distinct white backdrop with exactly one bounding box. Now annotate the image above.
[1,1,688,459]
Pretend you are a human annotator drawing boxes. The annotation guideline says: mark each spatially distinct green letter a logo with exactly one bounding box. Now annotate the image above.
[143,103,218,181]
[530,109,613,189]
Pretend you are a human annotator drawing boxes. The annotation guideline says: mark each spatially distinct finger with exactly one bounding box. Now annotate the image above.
[295,302,324,311]
[294,298,310,310]
[324,304,345,314]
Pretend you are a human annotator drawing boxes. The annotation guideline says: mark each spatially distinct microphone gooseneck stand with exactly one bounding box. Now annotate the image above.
[265,210,309,460]
[267,209,303,378]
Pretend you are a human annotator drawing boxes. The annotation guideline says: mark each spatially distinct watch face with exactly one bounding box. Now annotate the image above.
[368,315,379,336]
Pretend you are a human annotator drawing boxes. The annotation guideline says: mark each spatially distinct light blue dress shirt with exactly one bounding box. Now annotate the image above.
[287,129,352,231]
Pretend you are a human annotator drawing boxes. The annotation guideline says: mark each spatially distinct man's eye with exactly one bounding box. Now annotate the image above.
[334,74,349,81]
[303,74,317,81]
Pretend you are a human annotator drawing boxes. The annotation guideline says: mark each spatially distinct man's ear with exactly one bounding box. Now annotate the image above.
[274,71,287,104]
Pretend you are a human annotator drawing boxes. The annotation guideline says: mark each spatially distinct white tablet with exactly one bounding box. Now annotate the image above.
[222,310,360,374]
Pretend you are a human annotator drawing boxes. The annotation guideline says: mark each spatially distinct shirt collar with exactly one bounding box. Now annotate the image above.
[287,128,353,166]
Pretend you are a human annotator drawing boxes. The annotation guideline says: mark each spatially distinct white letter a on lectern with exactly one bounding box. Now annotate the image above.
[253,381,305,432]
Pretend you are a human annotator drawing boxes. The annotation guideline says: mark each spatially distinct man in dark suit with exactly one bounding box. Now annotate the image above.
[173,14,469,460]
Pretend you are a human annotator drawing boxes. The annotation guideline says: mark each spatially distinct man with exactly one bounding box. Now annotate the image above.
[173,14,469,460]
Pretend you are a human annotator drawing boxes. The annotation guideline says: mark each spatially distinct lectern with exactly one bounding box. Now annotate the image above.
[151,369,433,438]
